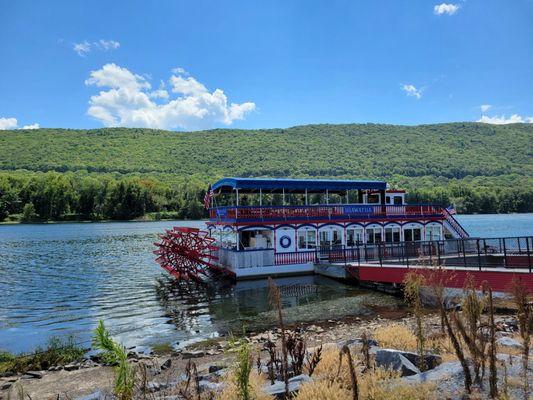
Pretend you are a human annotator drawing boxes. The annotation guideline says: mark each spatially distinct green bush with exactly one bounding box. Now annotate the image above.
[0,336,85,374]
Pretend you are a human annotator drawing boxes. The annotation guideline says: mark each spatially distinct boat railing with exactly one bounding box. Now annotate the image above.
[272,236,532,272]
[442,208,469,238]
[209,203,443,222]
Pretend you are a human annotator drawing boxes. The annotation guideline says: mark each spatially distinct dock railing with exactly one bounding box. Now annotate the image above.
[283,236,533,272]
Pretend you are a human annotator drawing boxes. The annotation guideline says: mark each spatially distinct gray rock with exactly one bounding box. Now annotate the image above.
[402,361,463,384]
[1,381,13,390]
[84,349,103,362]
[147,380,173,393]
[208,365,226,374]
[161,358,172,370]
[147,381,161,393]
[75,390,106,400]
[372,347,442,370]
[375,349,420,377]
[497,337,522,349]
[64,363,80,371]
[21,371,44,379]
[182,350,205,359]
[263,374,311,396]
[199,380,224,391]
[24,370,43,379]
[342,337,378,347]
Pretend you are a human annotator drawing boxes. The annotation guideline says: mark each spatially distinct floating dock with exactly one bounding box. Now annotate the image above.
[314,261,532,293]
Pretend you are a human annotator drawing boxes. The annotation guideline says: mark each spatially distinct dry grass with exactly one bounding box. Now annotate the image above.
[426,334,459,362]
[302,346,436,400]
[305,346,353,384]
[358,366,436,400]
[217,371,273,400]
[295,380,353,400]
[373,324,418,352]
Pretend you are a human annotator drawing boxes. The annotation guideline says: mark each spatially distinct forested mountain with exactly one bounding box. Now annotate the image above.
[0,123,532,221]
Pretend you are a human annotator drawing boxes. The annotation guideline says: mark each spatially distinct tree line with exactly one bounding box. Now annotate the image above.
[0,172,206,222]
[0,171,531,222]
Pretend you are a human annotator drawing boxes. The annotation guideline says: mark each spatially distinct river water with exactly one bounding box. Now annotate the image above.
[0,214,531,353]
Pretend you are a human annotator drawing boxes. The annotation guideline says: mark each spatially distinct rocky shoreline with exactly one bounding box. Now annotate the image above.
[1,311,529,400]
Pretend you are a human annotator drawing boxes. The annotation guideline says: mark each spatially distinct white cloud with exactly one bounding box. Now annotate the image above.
[0,117,40,130]
[22,123,40,129]
[85,63,256,130]
[73,41,91,57]
[96,39,120,51]
[401,84,423,99]
[73,39,120,56]
[0,117,18,130]
[480,104,491,113]
[150,89,169,99]
[477,114,533,124]
[170,75,208,96]
[434,3,460,15]
[172,67,188,75]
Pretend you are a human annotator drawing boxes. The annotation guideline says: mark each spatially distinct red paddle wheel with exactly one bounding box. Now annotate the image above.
[153,227,220,282]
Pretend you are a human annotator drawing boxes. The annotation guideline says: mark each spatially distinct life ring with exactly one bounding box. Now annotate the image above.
[279,235,292,249]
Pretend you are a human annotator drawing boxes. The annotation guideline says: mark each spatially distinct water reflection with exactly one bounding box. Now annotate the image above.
[153,274,380,339]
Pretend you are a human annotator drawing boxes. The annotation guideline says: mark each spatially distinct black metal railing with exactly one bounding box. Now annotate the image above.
[311,236,532,272]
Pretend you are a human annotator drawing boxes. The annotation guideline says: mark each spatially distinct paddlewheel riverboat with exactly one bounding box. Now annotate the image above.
[155,178,474,277]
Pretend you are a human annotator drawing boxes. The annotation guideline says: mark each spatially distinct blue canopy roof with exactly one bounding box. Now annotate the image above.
[211,177,387,193]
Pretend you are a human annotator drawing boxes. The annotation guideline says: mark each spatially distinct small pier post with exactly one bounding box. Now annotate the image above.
[526,237,531,273]
[503,238,508,267]
[476,239,482,271]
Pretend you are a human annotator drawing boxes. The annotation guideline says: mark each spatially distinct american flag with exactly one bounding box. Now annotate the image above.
[446,204,457,215]
[204,185,213,209]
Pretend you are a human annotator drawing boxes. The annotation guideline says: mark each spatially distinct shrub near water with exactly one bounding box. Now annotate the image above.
[0,336,85,374]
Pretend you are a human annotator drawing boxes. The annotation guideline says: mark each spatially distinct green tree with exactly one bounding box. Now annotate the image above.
[21,203,37,222]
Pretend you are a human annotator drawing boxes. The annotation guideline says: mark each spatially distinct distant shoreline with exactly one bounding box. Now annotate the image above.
[2,212,533,226]
[0,217,209,225]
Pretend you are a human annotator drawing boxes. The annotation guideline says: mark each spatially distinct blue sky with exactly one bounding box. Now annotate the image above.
[1,0,532,131]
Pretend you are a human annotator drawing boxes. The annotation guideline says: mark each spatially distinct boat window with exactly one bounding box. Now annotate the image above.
[386,196,391,204]
[385,226,401,243]
[367,194,380,204]
[239,230,272,249]
[319,228,343,248]
[366,227,382,244]
[346,228,363,247]
[393,196,403,205]
[404,227,422,242]
[425,225,442,241]
[332,230,342,246]
[319,230,330,247]
[298,229,316,250]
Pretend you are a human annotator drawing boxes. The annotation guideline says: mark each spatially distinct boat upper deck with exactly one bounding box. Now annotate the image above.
[207,177,454,225]
[209,203,445,224]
